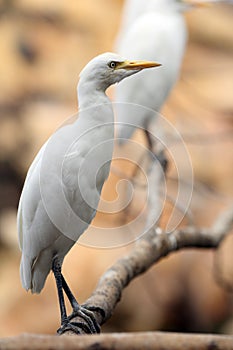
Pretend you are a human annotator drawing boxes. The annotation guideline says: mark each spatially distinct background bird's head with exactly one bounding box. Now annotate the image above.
[79,52,161,91]
[145,0,208,13]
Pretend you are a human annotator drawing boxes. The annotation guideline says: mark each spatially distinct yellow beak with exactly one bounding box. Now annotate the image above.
[117,60,161,70]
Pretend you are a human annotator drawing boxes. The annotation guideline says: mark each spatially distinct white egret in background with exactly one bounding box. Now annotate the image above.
[17,52,161,334]
[115,0,206,147]
[114,0,208,229]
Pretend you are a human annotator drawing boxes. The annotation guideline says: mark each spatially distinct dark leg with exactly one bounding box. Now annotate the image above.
[52,260,67,326]
[120,129,156,222]
[144,129,168,172]
[52,259,83,335]
[61,274,100,333]
[157,149,168,173]
[144,129,153,151]
[61,274,79,310]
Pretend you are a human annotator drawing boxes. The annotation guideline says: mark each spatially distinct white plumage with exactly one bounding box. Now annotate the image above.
[115,0,188,142]
[17,52,160,334]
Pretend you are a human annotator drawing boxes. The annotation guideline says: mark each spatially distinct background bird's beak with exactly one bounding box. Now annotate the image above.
[184,0,212,7]
[117,60,161,70]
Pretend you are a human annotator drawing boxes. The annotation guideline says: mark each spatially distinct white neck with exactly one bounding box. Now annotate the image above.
[77,77,110,110]
[76,77,114,132]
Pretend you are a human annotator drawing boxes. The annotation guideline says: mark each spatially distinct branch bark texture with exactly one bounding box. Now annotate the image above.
[67,205,233,334]
[1,332,233,350]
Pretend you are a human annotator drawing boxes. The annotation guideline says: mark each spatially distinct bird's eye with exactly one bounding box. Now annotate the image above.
[108,61,117,69]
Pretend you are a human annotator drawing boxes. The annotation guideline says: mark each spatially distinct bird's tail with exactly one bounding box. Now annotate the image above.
[20,253,51,294]
[20,254,33,292]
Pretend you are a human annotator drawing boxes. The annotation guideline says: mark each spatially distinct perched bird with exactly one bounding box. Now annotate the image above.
[17,52,160,334]
[115,0,204,146]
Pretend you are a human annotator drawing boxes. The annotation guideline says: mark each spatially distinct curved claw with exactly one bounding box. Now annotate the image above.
[68,306,100,334]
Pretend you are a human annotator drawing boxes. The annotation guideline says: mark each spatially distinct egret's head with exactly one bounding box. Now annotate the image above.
[79,52,161,91]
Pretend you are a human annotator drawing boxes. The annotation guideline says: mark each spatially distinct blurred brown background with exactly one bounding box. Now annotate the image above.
[0,0,233,337]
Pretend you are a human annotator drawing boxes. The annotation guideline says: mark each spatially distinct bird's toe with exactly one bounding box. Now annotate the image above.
[68,306,100,334]
[57,321,82,335]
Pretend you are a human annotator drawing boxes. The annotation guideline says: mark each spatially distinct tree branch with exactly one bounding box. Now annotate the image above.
[64,204,233,334]
[1,332,233,350]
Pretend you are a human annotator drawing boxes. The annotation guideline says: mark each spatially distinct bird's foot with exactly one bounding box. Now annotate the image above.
[68,305,100,334]
[57,320,83,335]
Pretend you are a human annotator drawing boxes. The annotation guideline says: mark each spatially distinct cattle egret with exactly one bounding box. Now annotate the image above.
[17,52,161,334]
[115,0,206,146]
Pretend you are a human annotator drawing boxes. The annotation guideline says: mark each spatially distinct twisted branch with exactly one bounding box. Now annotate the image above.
[66,204,233,334]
